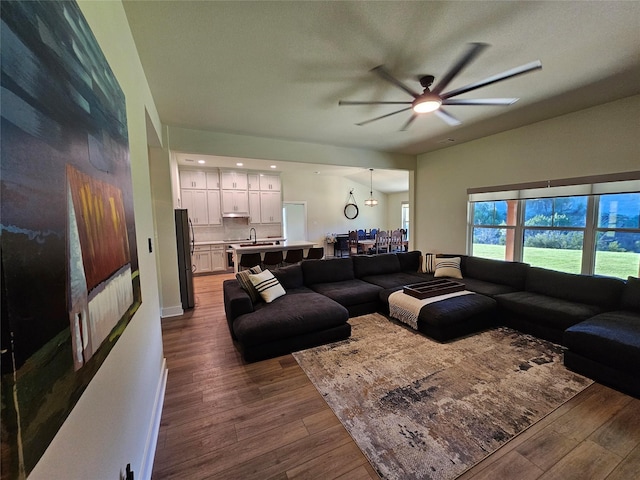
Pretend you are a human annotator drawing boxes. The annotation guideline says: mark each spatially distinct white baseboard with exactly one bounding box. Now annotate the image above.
[140,358,168,480]
[161,305,183,318]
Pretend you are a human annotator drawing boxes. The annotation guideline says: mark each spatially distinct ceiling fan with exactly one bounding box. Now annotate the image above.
[339,42,542,130]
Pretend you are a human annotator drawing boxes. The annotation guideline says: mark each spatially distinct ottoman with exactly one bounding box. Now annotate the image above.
[389,290,497,342]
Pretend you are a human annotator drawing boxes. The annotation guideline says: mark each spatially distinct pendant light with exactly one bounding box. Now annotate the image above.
[364,168,378,207]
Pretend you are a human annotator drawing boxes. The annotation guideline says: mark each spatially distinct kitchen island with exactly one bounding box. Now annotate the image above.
[230,240,316,273]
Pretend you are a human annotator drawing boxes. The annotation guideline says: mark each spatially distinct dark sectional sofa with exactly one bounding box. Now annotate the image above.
[223,251,639,398]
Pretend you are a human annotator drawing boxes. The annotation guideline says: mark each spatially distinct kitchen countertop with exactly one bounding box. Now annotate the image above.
[194,237,286,246]
[230,240,316,273]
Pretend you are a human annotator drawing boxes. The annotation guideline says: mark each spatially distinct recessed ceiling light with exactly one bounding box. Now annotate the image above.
[236,162,243,166]
[197,160,205,164]
[270,165,276,169]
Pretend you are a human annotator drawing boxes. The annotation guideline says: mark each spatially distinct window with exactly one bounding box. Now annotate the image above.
[594,193,640,279]
[522,196,588,273]
[468,177,640,279]
[471,200,517,261]
[401,202,410,240]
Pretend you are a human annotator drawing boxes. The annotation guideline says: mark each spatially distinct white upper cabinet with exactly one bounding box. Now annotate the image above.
[181,189,208,225]
[221,190,249,215]
[207,191,221,224]
[180,170,207,189]
[247,173,261,191]
[206,171,220,190]
[259,174,281,191]
[221,170,248,190]
[260,191,282,223]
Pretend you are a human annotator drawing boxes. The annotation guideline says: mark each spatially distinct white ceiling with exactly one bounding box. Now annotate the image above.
[124,1,640,192]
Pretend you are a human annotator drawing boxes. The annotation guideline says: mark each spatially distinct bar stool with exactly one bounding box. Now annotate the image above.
[283,249,303,265]
[304,247,324,260]
[262,250,283,270]
[238,253,262,271]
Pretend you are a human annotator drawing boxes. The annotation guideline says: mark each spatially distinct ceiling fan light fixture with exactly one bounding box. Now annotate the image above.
[413,94,442,113]
[365,168,378,207]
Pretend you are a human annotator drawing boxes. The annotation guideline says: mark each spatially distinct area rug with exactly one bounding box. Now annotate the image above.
[293,314,592,480]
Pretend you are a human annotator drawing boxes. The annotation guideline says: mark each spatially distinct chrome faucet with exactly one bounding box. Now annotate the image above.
[249,227,257,244]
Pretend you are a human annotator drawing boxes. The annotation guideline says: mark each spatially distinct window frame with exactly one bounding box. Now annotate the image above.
[468,187,640,278]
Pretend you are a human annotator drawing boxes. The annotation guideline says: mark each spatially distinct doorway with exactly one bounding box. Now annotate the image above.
[283,202,307,242]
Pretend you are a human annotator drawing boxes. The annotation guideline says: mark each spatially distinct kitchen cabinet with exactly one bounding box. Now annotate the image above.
[260,191,282,223]
[207,191,221,225]
[248,191,261,224]
[193,245,212,273]
[206,170,220,190]
[247,173,260,191]
[181,189,208,225]
[221,170,248,190]
[259,174,280,191]
[180,170,207,189]
[221,189,249,215]
[210,245,226,272]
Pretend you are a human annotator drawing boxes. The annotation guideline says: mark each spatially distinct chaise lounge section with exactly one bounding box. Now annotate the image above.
[563,276,640,398]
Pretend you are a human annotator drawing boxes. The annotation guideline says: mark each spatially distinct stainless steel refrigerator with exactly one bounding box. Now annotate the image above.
[175,209,195,309]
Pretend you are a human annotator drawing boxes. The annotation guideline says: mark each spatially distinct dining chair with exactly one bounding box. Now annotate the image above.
[390,229,403,252]
[304,247,324,260]
[348,230,363,256]
[374,230,390,254]
[283,249,304,265]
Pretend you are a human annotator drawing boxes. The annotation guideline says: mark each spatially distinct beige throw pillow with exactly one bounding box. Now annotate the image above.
[249,269,286,303]
[434,257,463,279]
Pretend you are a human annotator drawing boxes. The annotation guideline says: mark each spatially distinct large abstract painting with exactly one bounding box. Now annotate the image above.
[0,1,141,477]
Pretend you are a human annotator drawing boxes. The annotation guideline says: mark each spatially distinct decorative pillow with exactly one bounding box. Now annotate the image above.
[434,257,463,279]
[235,265,262,303]
[424,253,437,273]
[249,269,286,303]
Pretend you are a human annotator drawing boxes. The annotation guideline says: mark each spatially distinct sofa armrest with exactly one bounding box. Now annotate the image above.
[223,279,254,339]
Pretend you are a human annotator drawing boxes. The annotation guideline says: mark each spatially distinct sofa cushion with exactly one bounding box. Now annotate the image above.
[233,292,349,346]
[302,257,354,285]
[397,251,422,273]
[464,256,529,290]
[621,276,640,312]
[564,311,640,376]
[460,277,520,297]
[272,263,304,290]
[361,272,429,290]
[496,291,605,330]
[434,257,463,279]
[525,267,625,309]
[249,269,286,303]
[353,254,401,278]
[235,265,262,303]
[309,279,382,308]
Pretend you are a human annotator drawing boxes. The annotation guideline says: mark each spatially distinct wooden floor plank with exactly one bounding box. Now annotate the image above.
[152,273,638,480]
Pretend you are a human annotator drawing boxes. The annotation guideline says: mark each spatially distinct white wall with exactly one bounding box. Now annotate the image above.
[29,2,166,479]
[387,191,409,232]
[414,95,640,256]
[281,171,389,249]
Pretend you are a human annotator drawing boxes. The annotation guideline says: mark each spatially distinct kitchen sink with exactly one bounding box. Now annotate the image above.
[239,242,274,247]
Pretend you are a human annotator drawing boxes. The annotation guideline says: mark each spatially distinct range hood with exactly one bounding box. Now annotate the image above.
[222,212,250,218]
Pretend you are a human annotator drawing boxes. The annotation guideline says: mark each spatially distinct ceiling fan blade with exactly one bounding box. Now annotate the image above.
[400,113,418,131]
[371,65,420,98]
[442,98,519,106]
[434,108,461,126]
[339,100,413,106]
[432,42,488,95]
[442,60,542,99]
[356,107,412,126]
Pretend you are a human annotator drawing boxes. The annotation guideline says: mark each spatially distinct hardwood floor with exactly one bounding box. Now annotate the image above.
[152,274,640,480]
